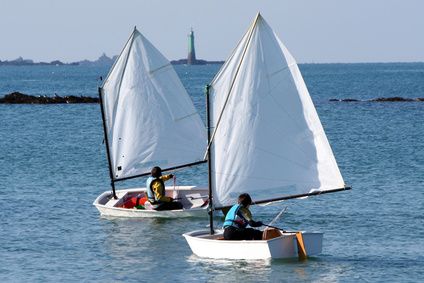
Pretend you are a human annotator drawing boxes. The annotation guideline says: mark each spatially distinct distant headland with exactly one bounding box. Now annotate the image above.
[0,54,117,67]
[0,29,224,66]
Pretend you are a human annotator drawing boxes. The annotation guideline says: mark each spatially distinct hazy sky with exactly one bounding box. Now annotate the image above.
[1,0,423,63]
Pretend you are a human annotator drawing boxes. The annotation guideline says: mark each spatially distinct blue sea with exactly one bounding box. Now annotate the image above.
[0,63,423,282]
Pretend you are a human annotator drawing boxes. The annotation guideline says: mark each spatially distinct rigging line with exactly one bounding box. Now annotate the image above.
[268,206,288,227]
[203,14,260,160]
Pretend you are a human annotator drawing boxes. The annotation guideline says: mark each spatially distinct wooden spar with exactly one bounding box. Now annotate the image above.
[112,160,207,182]
[214,186,352,211]
[98,87,117,199]
[206,84,214,235]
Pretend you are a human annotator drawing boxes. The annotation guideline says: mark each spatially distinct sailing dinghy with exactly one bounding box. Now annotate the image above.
[183,13,350,258]
[93,28,208,218]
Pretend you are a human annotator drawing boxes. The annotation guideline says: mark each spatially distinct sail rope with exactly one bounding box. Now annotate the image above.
[268,206,288,227]
[173,174,178,199]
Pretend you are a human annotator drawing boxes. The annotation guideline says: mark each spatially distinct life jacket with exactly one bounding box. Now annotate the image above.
[223,204,248,229]
[122,194,147,208]
[146,176,165,204]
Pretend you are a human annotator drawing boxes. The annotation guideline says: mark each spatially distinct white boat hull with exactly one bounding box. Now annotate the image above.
[183,229,323,259]
[93,186,208,218]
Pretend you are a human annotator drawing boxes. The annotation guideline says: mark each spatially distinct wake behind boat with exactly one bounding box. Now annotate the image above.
[94,27,208,218]
[183,13,350,259]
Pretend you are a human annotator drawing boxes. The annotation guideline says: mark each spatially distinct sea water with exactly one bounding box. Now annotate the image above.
[0,63,423,282]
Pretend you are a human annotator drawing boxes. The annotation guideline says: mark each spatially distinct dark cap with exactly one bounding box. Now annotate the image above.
[151,166,162,178]
[238,193,252,207]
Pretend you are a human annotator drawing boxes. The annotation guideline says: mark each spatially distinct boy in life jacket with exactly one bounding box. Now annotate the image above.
[146,166,183,211]
[223,193,263,240]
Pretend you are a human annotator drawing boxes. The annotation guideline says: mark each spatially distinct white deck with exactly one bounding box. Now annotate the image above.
[93,186,208,218]
[183,229,323,259]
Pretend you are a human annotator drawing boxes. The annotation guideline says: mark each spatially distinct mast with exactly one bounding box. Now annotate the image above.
[206,84,214,234]
[98,87,117,199]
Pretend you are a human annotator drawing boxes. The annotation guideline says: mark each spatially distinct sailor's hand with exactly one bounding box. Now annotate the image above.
[169,197,174,202]
[169,174,174,178]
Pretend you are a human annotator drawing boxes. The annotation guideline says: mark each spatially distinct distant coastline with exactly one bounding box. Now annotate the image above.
[1,54,422,67]
[0,54,224,67]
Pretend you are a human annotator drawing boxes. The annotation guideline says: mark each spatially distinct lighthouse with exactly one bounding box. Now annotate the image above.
[187,28,196,65]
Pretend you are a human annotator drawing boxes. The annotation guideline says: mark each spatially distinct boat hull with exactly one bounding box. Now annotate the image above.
[93,186,208,218]
[183,229,323,259]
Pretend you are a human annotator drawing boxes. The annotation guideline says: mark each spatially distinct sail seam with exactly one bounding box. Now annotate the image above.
[203,15,260,160]
[173,111,201,122]
[149,63,172,75]
[102,28,137,87]
[111,30,137,141]
[211,170,330,184]
[268,62,297,78]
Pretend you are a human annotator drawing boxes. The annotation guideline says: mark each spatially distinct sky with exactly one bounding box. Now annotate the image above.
[1,0,423,63]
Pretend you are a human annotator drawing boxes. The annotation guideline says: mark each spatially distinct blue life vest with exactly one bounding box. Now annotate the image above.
[146,177,164,203]
[223,204,248,229]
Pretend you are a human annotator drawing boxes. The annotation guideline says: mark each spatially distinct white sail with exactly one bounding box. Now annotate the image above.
[208,14,345,207]
[101,28,206,180]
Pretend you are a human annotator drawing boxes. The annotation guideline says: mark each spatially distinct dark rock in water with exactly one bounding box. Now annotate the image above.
[370,97,414,102]
[330,97,424,102]
[343,99,360,102]
[329,98,359,102]
[0,92,99,104]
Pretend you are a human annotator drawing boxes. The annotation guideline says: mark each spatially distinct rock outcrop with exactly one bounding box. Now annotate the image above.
[0,92,99,104]
[330,97,424,102]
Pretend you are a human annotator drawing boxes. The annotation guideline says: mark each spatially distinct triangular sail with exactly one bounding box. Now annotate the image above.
[208,14,345,207]
[101,28,206,180]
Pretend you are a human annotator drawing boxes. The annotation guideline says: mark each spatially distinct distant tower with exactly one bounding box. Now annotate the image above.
[187,28,197,65]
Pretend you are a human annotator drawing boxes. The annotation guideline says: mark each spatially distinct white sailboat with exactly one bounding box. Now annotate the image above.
[93,28,208,218]
[183,13,350,258]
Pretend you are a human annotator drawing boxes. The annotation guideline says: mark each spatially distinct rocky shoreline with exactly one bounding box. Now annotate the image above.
[2,92,423,104]
[330,97,424,102]
[0,92,99,104]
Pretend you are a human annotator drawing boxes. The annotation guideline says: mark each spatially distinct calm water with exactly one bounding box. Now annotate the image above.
[0,63,423,282]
